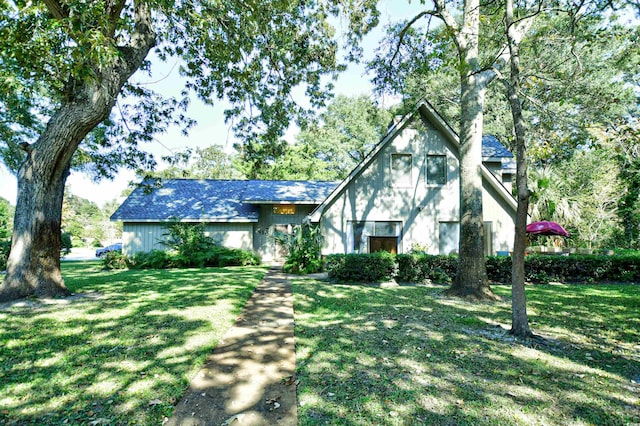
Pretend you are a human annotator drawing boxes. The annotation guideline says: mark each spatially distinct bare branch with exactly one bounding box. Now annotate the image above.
[18,142,33,153]
[42,0,68,20]
[433,0,459,33]
[106,0,127,38]
[390,10,433,63]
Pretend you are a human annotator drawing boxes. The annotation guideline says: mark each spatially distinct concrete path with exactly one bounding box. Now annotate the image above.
[166,267,297,426]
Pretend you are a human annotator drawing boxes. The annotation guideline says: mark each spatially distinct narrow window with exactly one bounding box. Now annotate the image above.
[426,154,446,185]
[391,153,412,187]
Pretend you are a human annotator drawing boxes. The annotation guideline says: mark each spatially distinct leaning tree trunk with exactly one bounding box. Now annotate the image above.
[0,98,118,302]
[0,1,155,302]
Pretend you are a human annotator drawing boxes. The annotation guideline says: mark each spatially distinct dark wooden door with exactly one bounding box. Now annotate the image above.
[369,237,398,254]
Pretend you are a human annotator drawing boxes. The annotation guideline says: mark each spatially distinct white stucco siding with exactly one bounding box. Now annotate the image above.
[122,222,254,254]
[320,119,462,255]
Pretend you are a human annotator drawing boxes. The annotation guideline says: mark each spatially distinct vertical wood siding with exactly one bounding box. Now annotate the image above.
[122,222,253,254]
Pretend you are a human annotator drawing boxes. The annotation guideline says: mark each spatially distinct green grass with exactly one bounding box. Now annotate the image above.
[293,281,640,425]
[0,261,266,425]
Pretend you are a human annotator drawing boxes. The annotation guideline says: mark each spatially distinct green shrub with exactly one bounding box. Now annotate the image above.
[60,232,72,255]
[277,222,324,274]
[218,248,261,267]
[396,254,457,284]
[486,256,512,283]
[162,219,216,264]
[484,254,640,284]
[326,252,398,282]
[128,250,171,269]
[101,250,128,270]
[0,239,10,271]
[326,252,640,285]
[126,246,260,270]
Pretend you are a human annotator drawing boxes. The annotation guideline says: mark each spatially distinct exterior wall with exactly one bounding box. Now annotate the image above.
[122,204,317,261]
[482,179,516,254]
[319,118,515,256]
[122,222,254,254]
[254,204,316,262]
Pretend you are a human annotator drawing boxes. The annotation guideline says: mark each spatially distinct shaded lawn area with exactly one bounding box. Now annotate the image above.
[293,280,640,426]
[0,261,267,425]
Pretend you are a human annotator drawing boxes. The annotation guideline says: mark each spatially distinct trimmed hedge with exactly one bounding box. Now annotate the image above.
[326,253,640,284]
[396,254,457,284]
[326,252,397,282]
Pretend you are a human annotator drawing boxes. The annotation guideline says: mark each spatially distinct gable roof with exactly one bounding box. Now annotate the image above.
[309,98,517,222]
[111,179,337,223]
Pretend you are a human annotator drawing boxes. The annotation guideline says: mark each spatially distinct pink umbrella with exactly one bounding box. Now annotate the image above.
[526,221,570,237]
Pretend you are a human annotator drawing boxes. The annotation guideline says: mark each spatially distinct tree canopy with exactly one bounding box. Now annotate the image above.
[0,0,380,301]
[254,95,393,181]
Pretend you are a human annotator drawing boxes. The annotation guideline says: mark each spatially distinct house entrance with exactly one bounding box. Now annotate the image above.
[273,224,292,260]
[369,236,398,254]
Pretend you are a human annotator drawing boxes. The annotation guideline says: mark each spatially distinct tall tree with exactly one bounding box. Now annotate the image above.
[264,95,393,181]
[372,0,531,300]
[611,122,640,247]
[504,0,536,337]
[149,145,244,180]
[0,1,379,302]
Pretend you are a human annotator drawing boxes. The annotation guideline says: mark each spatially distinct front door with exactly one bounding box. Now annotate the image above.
[369,236,398,254]
[273,224,291,260]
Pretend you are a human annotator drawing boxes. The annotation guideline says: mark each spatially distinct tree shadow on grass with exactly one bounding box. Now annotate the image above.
[0,264,266,425]
[292,281,639,426]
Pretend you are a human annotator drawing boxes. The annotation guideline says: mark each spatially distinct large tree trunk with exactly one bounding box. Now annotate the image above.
[0,101,111,302]
[446,75,497,300]
[1,154,72,301]
[505,0,533,337]
[444,0,497,300]
[0,1,155,302]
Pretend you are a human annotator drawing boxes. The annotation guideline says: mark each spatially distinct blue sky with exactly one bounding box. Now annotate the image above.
[0,2,426,207]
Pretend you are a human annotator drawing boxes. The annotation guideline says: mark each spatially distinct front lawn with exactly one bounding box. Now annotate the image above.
[293,281,639,425]
[0,262,266,425]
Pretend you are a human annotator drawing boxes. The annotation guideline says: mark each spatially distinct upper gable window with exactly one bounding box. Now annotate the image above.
[391,153,412,187]
[426,154,447,185]
[273,204,296,215]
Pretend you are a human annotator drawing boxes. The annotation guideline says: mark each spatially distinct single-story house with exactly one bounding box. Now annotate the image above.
[111,99,517,262]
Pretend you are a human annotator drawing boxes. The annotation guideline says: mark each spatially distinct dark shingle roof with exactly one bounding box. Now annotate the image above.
[482,135,513,158]
[111,179,338,222]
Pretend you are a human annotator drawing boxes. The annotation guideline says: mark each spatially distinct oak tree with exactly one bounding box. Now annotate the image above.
[0,0,378,301]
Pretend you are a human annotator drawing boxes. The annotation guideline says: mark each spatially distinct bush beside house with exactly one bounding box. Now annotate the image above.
[100,221,261,270]
[326,253,640,284]
[326,252,398,282]
[100,245,260,270]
